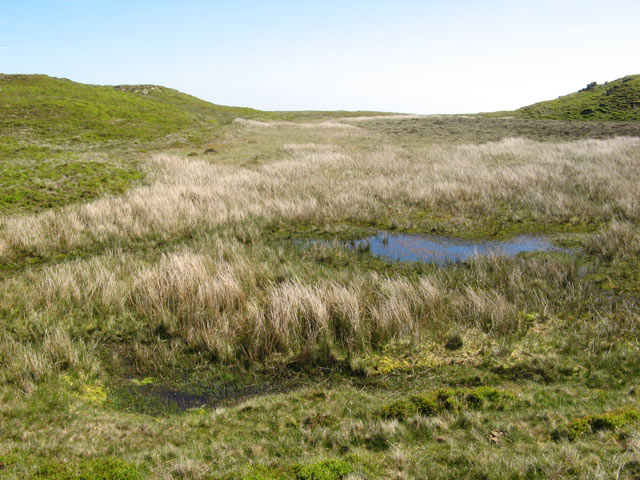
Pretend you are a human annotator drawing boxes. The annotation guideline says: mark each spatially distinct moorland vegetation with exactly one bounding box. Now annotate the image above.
[1,74,639,479]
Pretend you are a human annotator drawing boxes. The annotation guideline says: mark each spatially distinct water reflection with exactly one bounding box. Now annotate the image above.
[309,232,566,266]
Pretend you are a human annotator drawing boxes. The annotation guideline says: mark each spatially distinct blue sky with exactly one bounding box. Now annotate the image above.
[2,0,639,113]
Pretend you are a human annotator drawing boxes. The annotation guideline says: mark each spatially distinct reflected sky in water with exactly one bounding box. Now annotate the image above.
[308,232,566,266]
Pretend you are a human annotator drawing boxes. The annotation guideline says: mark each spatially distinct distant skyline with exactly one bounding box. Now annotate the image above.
[2,0,639,114]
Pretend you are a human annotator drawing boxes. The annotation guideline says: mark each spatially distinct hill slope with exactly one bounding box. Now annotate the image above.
[0,74,257,213]
[517,74,640,121]
[0,74,389,145]
[0,74,390,214]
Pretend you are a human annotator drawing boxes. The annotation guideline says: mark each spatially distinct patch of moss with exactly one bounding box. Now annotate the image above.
[242,466,289,480]
[241,460,353,480]
[130,377,154,386]
[79,384,108,404]
[293,459,353,480]
[368,355,413,375]
[435,389,462,411]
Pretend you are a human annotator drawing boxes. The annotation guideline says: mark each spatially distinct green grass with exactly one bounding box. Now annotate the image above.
[1,75,196,143]
[32,458,146,480]
[515,74,640,121]
[0,159,142,214]
[242,459,353,480]
[0,74,269,144]
[3,354,640,478]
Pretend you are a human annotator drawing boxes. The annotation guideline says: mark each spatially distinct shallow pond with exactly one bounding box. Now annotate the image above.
[308,232,567,266]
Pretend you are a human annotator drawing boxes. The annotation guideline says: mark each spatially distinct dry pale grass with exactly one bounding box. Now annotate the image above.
[233,117,361,130]
[1,133,639,381]
[1,136,638,262]
[0,229,609,369]
[0,325,97,393]
[585,218,640,260]
[340,114,423,122]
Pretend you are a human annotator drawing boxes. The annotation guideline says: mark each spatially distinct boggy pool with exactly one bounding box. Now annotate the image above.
[309,232,567,266]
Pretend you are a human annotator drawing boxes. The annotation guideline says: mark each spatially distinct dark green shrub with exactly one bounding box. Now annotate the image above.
[465,387,506,409]
[410,393,438,416]
[435,389,459,411]
[465,391,486,409]
[380,399,414,420]
[379,387,514,420]
[556,406,640,440]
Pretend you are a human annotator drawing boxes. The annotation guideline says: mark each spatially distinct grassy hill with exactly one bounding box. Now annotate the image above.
[0,74,388,214]
[516,74,640,121]
[0,74,387,145]
[0,74,270,145]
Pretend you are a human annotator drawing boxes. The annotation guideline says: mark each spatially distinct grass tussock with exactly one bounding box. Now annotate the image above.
[0,327,97,393]
[585,220,640,261]
[3,239,617,376]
